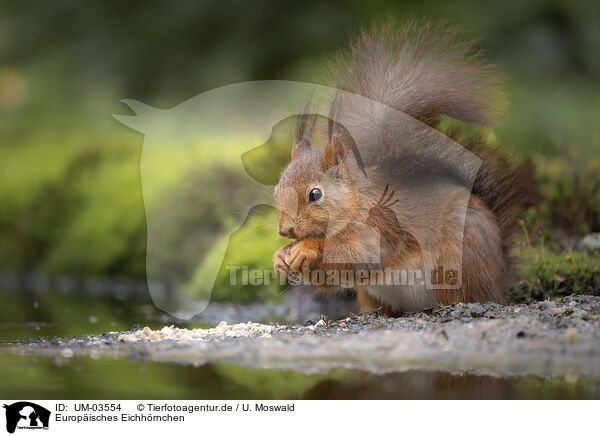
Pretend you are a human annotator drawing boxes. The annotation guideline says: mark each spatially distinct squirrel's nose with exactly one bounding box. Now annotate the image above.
[278,226,296,239]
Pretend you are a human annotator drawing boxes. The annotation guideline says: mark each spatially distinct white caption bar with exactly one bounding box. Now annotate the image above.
[0,400,595,435]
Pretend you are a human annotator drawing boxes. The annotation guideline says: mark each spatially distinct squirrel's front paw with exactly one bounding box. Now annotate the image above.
[273,242,294,277]
[288,239,322,273]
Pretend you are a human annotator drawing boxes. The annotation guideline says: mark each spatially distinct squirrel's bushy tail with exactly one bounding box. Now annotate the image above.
[328,19,504,126]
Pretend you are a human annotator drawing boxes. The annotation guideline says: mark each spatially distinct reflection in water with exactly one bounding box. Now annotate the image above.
[305,371,600,400]
[305,372,514,399]
[0,290,197,342]
[0,354,598,400]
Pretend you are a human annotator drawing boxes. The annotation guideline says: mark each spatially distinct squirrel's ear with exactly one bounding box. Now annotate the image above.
[322,135,346,167]
[291,137,311,160]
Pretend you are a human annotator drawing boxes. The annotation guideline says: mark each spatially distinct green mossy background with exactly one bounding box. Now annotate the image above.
[1,0,599,303]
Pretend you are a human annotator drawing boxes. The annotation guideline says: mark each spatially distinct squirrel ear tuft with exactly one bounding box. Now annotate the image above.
[291,137,311,160]
[322,135,347,167]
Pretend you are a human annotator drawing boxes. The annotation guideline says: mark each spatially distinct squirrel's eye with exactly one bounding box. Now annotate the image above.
[308,188,322,203]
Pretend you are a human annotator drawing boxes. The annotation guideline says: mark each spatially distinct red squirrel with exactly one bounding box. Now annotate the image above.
[272,20,535,315]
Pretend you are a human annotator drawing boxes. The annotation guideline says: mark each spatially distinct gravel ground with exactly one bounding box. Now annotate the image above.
[3,295,600,379]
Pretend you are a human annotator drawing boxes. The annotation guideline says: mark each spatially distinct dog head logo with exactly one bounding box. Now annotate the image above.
[114,81,481,319]
[3,402,50,433]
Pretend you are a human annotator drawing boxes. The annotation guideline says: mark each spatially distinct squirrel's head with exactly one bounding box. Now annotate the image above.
[274,133,365,240]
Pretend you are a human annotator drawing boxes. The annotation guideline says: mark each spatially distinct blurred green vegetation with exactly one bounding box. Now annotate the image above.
[1,0,599,303]
[512,247,600,302]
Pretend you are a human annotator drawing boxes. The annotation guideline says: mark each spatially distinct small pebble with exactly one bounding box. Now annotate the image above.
[564,328,579,343]
[565,371,579,384]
